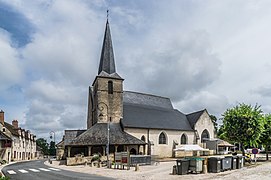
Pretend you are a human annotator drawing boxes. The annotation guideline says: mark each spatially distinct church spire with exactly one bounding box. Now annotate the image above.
[98,18,116,75]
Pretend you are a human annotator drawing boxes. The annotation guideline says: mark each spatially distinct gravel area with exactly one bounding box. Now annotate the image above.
[45,160,271,180]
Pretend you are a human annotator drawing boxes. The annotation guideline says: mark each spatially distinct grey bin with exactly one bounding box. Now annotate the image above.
[232,156,237,170]
[221,156,232,171]
[208,157,222,173]
[236,155,244,169]
[186,157,204,174]
[176,159,190,175]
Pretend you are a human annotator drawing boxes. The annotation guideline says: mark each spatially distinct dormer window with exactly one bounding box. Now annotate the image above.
[108,81,113,94]
[2,128,5,132]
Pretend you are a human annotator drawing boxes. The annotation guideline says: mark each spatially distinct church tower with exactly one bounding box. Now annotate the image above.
[87,19,124,129]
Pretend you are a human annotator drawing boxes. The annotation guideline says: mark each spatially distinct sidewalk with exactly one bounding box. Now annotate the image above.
[45,160,271,180]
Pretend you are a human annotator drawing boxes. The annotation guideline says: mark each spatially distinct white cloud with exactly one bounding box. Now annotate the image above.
[2,0,271,142]
[0,29,23,91]
[175,91,230,117]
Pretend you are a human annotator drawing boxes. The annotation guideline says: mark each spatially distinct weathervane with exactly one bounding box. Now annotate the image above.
[107,9,109,19]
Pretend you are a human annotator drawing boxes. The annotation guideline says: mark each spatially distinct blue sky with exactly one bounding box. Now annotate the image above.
[1,0,271,142]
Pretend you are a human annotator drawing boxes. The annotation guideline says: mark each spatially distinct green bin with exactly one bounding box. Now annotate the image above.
[186,157,204,173]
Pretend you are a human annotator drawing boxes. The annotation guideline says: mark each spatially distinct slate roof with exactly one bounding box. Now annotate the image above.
[0,131,11,141]
[122,103,193,131]
[67,123,145,146]
[64,130,86,146]
[98,19,116,75]
[123,91,173,109]
[186,110,205,128]
[4,122,19,136]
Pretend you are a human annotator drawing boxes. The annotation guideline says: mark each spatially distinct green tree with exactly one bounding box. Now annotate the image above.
[259,114,271,160]
[49,141,56,156]
[36,138,49,155]
[221,103,265,155]
[210,115,218,133]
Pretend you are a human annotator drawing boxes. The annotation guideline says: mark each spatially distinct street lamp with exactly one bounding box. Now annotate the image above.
[50,131,55,144]
[50,131,56,157]
[98,102,110,168]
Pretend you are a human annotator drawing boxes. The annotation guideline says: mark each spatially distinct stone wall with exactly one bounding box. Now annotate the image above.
[92,77,123,124]
[194,111,215,147]
[125,128,194,158]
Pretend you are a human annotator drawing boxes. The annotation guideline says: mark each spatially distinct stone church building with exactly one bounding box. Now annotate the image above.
[62,19,215,158]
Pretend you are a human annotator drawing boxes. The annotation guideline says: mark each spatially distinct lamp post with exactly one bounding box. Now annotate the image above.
[98,102,110,168]
[50,131,55,157]
[50,131,55,143]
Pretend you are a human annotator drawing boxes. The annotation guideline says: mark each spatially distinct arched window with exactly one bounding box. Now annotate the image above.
[159,132,167,144]
[141,135,146,142]
[108,81,113,94]
[201,129,210,143]
[181,134,187,144]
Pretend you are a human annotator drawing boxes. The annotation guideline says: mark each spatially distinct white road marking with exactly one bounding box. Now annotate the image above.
[7,170,16,175]
[29,168,40,172]
[48,168,61,171]
[39,168,51,172]
[18,169,28,173]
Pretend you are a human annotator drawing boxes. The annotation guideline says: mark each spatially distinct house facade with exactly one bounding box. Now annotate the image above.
[0,110,37,162]
[62,19,215,159]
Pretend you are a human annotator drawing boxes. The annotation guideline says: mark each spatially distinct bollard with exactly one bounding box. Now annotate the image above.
[135,164,139,171]
[172,165,177,175]
[202,158,208,174]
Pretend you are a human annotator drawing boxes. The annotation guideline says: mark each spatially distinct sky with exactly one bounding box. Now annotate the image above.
[1,0,271,142]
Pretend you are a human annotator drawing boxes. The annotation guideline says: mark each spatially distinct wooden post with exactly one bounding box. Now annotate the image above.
[67,147,71,157]
[88,146,92,156]
[202,158,208,174]
[103,146,106,156]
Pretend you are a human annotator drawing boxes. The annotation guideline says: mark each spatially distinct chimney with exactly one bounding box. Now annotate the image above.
[12,120,19,128]
[0,110,4,125]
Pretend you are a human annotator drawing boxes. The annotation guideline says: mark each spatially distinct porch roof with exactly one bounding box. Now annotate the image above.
[66,123,145,146]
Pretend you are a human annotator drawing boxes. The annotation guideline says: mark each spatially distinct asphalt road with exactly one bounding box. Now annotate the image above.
[2,160,114,180]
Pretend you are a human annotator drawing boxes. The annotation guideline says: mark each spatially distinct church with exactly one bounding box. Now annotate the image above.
[62,19,215,159]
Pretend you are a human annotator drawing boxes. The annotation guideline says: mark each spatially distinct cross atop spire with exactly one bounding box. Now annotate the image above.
[98,18,116,75]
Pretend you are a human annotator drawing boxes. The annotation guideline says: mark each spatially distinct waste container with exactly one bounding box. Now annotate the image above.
[236,155,244,169]
[186,157,204,173]
[176,159,190,175]
[208,157,222,173]
[221,156,232,171]
[232,156,237,170]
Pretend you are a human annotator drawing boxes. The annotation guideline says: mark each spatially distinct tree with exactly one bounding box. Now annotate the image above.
[221,103,265,154]
[259,114,271,160]
[210,115,218,133]
[49,141,56,156]
[36,138,49,155]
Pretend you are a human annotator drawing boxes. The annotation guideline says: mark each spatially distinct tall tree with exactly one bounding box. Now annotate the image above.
[210,114,218,133]
[221,103,264,154]
[49,141,56,156]
[259,114,271,160]
[36,138,49,155]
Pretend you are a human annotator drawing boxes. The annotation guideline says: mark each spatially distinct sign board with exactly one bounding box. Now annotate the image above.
[252,148,259,154]
[114,152,130,169]
[121,152,129,164]
[115,153,122,163]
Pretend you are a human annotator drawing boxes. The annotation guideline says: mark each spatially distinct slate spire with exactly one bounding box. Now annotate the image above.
[98,19,116,75]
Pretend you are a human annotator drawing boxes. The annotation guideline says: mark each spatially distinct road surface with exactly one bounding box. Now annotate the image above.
[2,159,114,180]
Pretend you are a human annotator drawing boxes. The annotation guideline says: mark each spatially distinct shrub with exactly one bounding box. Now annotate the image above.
[0,176,10,180]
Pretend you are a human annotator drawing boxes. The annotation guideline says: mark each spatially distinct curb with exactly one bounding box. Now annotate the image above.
[0,161,17,177]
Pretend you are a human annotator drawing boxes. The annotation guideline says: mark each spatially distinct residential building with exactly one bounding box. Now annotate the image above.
[0,110,37,162]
